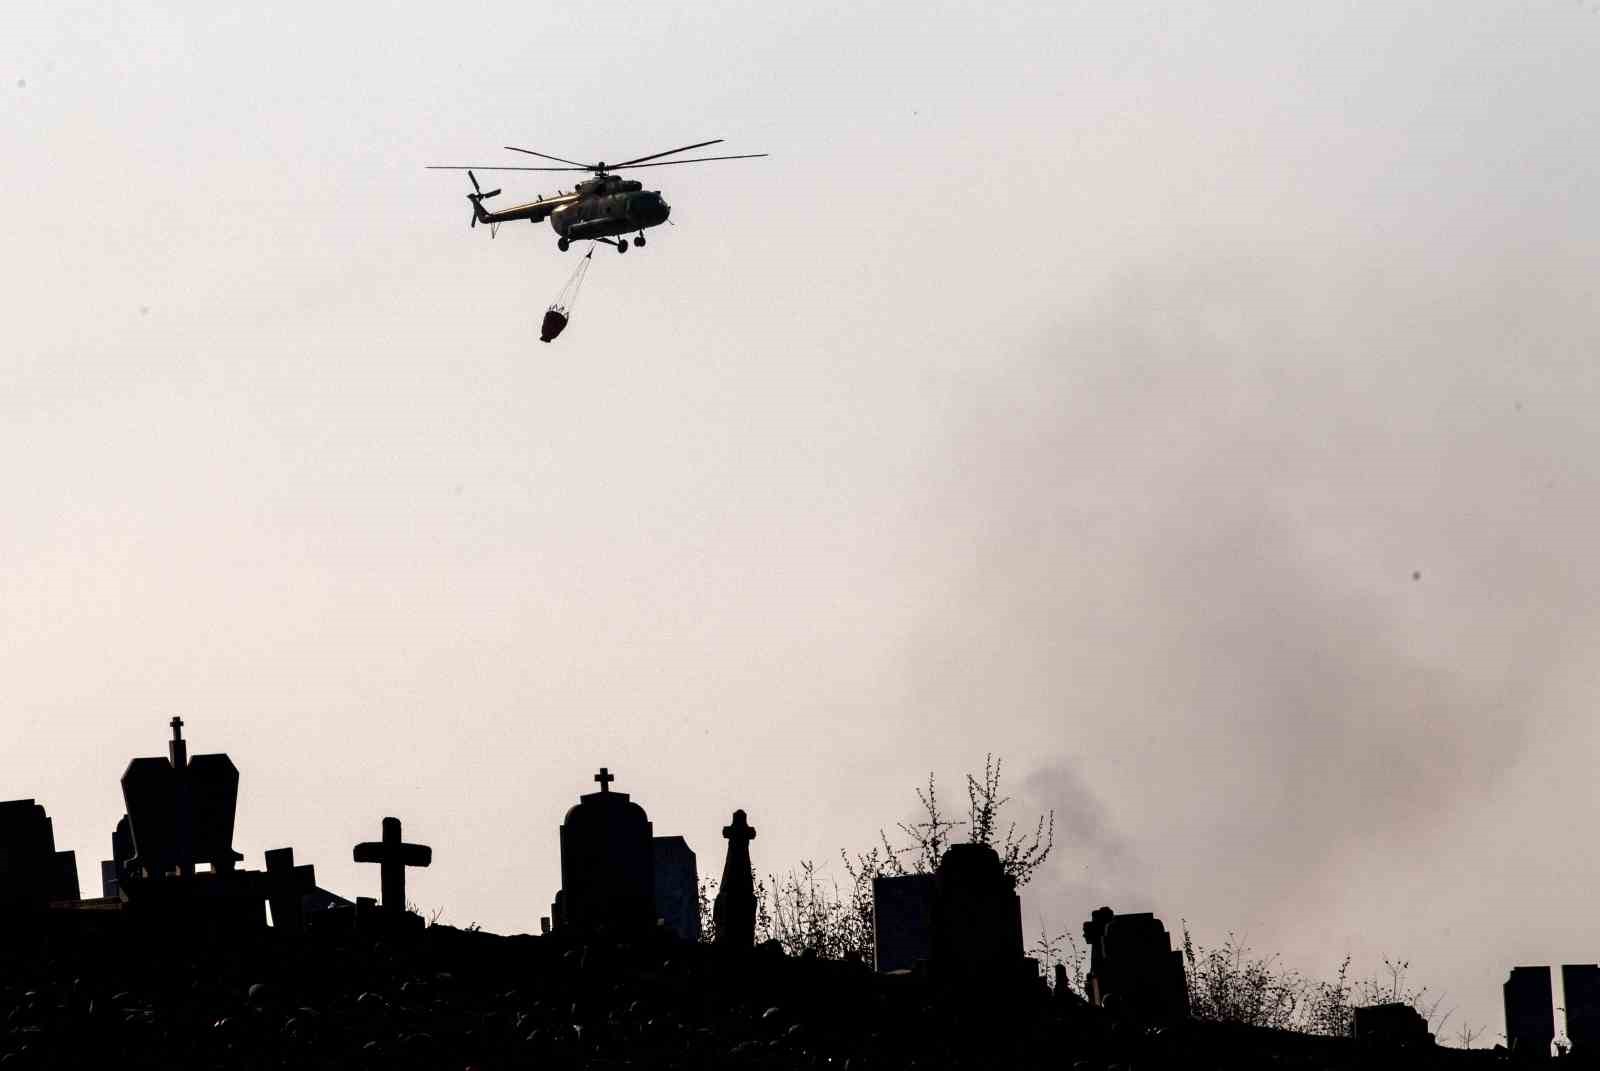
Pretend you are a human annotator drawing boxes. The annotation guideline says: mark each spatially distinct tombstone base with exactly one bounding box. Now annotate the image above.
[119,872,270,939]
[309,896,427,939]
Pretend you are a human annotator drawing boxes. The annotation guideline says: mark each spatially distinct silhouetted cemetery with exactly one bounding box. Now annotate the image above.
[0,722,1579,1067]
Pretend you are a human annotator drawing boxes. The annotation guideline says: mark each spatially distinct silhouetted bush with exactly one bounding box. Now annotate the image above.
[1180,926,1467,1042]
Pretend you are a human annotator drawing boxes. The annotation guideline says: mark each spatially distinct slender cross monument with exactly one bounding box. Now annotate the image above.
[713,809,758,948]
[352,817,432,914]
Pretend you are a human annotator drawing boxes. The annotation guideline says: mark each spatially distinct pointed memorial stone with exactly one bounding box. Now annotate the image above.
[713,809,757,948]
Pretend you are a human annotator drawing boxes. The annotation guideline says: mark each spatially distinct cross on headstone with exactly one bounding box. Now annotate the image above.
[121,720,241,878]
[723,810,756,845]
[594,767,615,793]
[168,716,187,768]
[263,847,316,934]
[352,817,432,914]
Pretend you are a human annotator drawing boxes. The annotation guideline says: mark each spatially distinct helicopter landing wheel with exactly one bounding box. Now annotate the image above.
[617,240,627,254]
[633,234,646,248]
[557,238,570,252]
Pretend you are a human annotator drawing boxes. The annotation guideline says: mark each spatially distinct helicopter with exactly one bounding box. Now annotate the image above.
[427,139,767,253]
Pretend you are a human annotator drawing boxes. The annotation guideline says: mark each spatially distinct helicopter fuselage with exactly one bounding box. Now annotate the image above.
[475,174,669,246]
[551,179,671,242]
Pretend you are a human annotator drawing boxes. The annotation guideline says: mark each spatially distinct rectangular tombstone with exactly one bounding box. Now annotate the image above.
[1504,966,1555,1058]
[1563,965,1600,1053]
[1352,1002,1432,1046]
[53,850,79,902]
[873,874,935,973]
[0,799,79,913]
[121,751,242,877]
[1083,906,1189,1021]
[652,836,700,942]
[931,844,1025,985]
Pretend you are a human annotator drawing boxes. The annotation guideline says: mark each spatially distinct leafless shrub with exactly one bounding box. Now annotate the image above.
[765,860,872,959]
[1180,928,1474,1043]
[1182,924,1305,1031]
[1030,923,1087,994]
[877,755,1054,888]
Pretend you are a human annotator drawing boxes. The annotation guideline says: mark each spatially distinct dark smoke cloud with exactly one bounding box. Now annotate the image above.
[920,238,1600,939]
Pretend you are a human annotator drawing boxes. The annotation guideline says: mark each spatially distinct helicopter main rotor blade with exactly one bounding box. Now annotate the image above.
[609,139,723,168]
[427,165,592,172]
[609,153,769,170]
[503,146,595,168]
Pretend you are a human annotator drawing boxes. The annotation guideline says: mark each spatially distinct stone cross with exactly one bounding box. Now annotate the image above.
[263,846,317,934]
[723,809,756,847]
[352,817,432,914]
[713,809,757,948]
[594,767,615,793]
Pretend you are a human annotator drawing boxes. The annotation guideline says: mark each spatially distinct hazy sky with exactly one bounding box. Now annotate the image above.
[4,0,1599,1042]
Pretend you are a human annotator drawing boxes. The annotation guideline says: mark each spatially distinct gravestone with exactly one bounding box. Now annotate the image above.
[1083,906,1189,1021]
[872,874,936,972]
[120,717,243,878]
[652,835,700,942]
[549,889,566,929]
[101,816,135,896]
[263,847,317,934]
[1352,1002,1432,1046]
[556,768,656,934]
[1503,966,1555,1058]
[353,817,431,915]
[931,843,1026,984]
[713,809,757,948]
[1563,964,1600,1055]
[0,799,79,914]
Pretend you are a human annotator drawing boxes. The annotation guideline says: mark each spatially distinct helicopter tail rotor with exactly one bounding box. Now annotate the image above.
[465,170,502,229]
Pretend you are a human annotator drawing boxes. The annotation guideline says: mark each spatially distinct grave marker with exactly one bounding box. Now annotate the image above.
[931,843,1026,984]
[1083,906,1189,1022]
[713,810,757,948]
[263,847,317,934]
[353,817,432,914]
[653,835,700,942]
[120,718,243,878]
[873,874,935,973]
[1352,1003,1432,1046]
[0,799,79,913]
[1504,966,1555,1058]
[1563,964,1600,1055]
[555,768,656,933]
